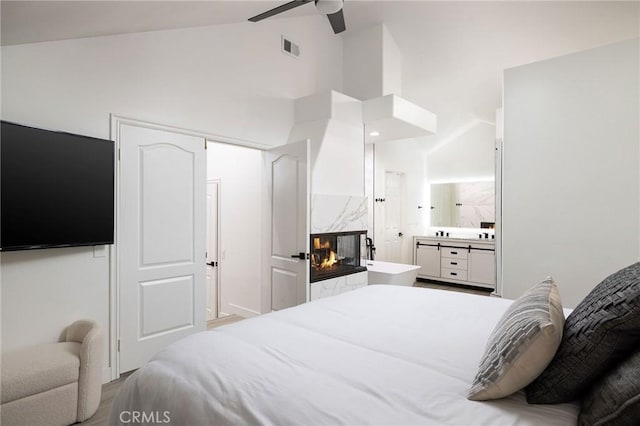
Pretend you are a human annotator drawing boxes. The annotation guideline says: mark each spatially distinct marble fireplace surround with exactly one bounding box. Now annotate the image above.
[311,194,367,234]
[310,194,369,300]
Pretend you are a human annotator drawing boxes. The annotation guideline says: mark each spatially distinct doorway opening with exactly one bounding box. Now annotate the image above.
[206,140,264,319]
[384,170,406,263]
[206,179,222,322]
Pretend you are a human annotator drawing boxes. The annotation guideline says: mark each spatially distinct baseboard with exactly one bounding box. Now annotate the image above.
[103,367,112,384]
[228,303,260,318]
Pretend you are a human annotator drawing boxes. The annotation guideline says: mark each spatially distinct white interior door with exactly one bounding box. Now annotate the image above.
[265,140,309,311]
[206,180,220,321]
[118,123,206,373]
[384,171,405,263]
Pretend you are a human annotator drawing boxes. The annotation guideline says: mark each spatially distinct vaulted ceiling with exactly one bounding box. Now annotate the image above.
[2,1,638,147]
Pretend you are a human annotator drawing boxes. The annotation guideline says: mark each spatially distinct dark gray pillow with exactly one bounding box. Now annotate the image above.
[526,262,640,403]
[578,349,640,426]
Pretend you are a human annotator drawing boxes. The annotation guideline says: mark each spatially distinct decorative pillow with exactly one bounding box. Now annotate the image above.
[526,262,640,404]
[467,277,564,401]
[578,349,640,426]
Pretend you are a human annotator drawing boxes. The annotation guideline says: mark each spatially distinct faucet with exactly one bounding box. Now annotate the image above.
[365,237,376,260]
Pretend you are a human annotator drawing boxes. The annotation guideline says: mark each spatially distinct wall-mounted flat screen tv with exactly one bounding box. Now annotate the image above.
[1,121,115,251]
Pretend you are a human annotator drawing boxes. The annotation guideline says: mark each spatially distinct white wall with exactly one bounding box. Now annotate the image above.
[289,91,364,197]
[1,17,343,145]
[502,39,639,308]
[343,25,384,100]
[311,119,364,196]
[207,142,263,318]
[381,25,403,97]
[426,121,495,183]
[0,18,343,380]
[1,246,109,353]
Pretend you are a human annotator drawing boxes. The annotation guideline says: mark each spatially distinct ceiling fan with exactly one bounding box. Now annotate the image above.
[248,0,346,34]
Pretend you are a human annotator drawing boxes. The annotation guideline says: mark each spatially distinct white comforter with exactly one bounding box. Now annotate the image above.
[110,285,578,425]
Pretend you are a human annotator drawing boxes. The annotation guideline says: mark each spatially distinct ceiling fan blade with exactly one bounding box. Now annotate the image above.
[326,8,346,34]
[248,0,313,22]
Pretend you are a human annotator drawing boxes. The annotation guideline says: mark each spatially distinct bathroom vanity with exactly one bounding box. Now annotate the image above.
[413,236,495,290]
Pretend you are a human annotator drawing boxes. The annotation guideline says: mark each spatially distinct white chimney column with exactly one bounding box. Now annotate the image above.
[343,24,403,100]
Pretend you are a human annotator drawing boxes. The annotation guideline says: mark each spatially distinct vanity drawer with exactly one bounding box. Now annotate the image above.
[441,268,468,281]
[441,258,468,270]
[441,247,468,260]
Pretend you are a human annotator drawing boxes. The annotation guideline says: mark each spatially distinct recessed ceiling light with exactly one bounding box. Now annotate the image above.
[369,131,380,137]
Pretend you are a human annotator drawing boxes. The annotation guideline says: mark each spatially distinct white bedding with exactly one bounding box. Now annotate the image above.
[110,285,578,425]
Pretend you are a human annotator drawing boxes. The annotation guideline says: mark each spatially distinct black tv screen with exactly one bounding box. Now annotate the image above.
[1,121,114,251]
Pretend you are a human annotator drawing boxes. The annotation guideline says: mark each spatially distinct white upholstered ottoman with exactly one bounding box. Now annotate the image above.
[1,320,103,426]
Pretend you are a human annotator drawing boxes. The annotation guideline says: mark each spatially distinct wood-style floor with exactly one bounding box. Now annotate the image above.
[80,371,133,426]
[81,283,491,425]
[80,315,244,426]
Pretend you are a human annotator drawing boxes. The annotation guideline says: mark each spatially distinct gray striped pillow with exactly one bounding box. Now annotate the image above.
[468,277,564,401]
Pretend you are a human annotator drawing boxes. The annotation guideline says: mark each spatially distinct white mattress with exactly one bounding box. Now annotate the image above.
[110,285,578,425]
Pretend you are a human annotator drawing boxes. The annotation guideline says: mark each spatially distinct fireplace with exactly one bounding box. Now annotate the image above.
[310,231,367,283]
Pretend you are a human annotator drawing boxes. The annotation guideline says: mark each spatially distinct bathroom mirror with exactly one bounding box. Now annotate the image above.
[430,181,495,228]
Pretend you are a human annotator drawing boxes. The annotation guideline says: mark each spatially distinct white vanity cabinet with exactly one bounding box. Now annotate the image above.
[415,243,441,278]
[468,249,496,286]
[413,237,495,290]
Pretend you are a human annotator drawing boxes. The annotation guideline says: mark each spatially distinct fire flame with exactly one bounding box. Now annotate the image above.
[319,250,337,269]
[313,238,332,250]
[313,237,338,270]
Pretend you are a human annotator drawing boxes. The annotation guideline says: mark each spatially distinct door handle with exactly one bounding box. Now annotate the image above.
[398,232,404,237]
[291,252,307,260]
[206,261,218,267]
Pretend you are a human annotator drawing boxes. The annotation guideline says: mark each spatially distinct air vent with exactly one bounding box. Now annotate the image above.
[281,36,300,58]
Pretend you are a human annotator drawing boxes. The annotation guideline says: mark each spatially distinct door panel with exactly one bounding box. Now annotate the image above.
[139,275,194,337]
[140,145,195,266]
[272,155,299,258]
[265,140,309,311]
[272,268,299,311]
[119,123,206,373]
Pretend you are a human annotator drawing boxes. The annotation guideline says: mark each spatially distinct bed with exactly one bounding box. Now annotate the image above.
[110,285,578,425]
